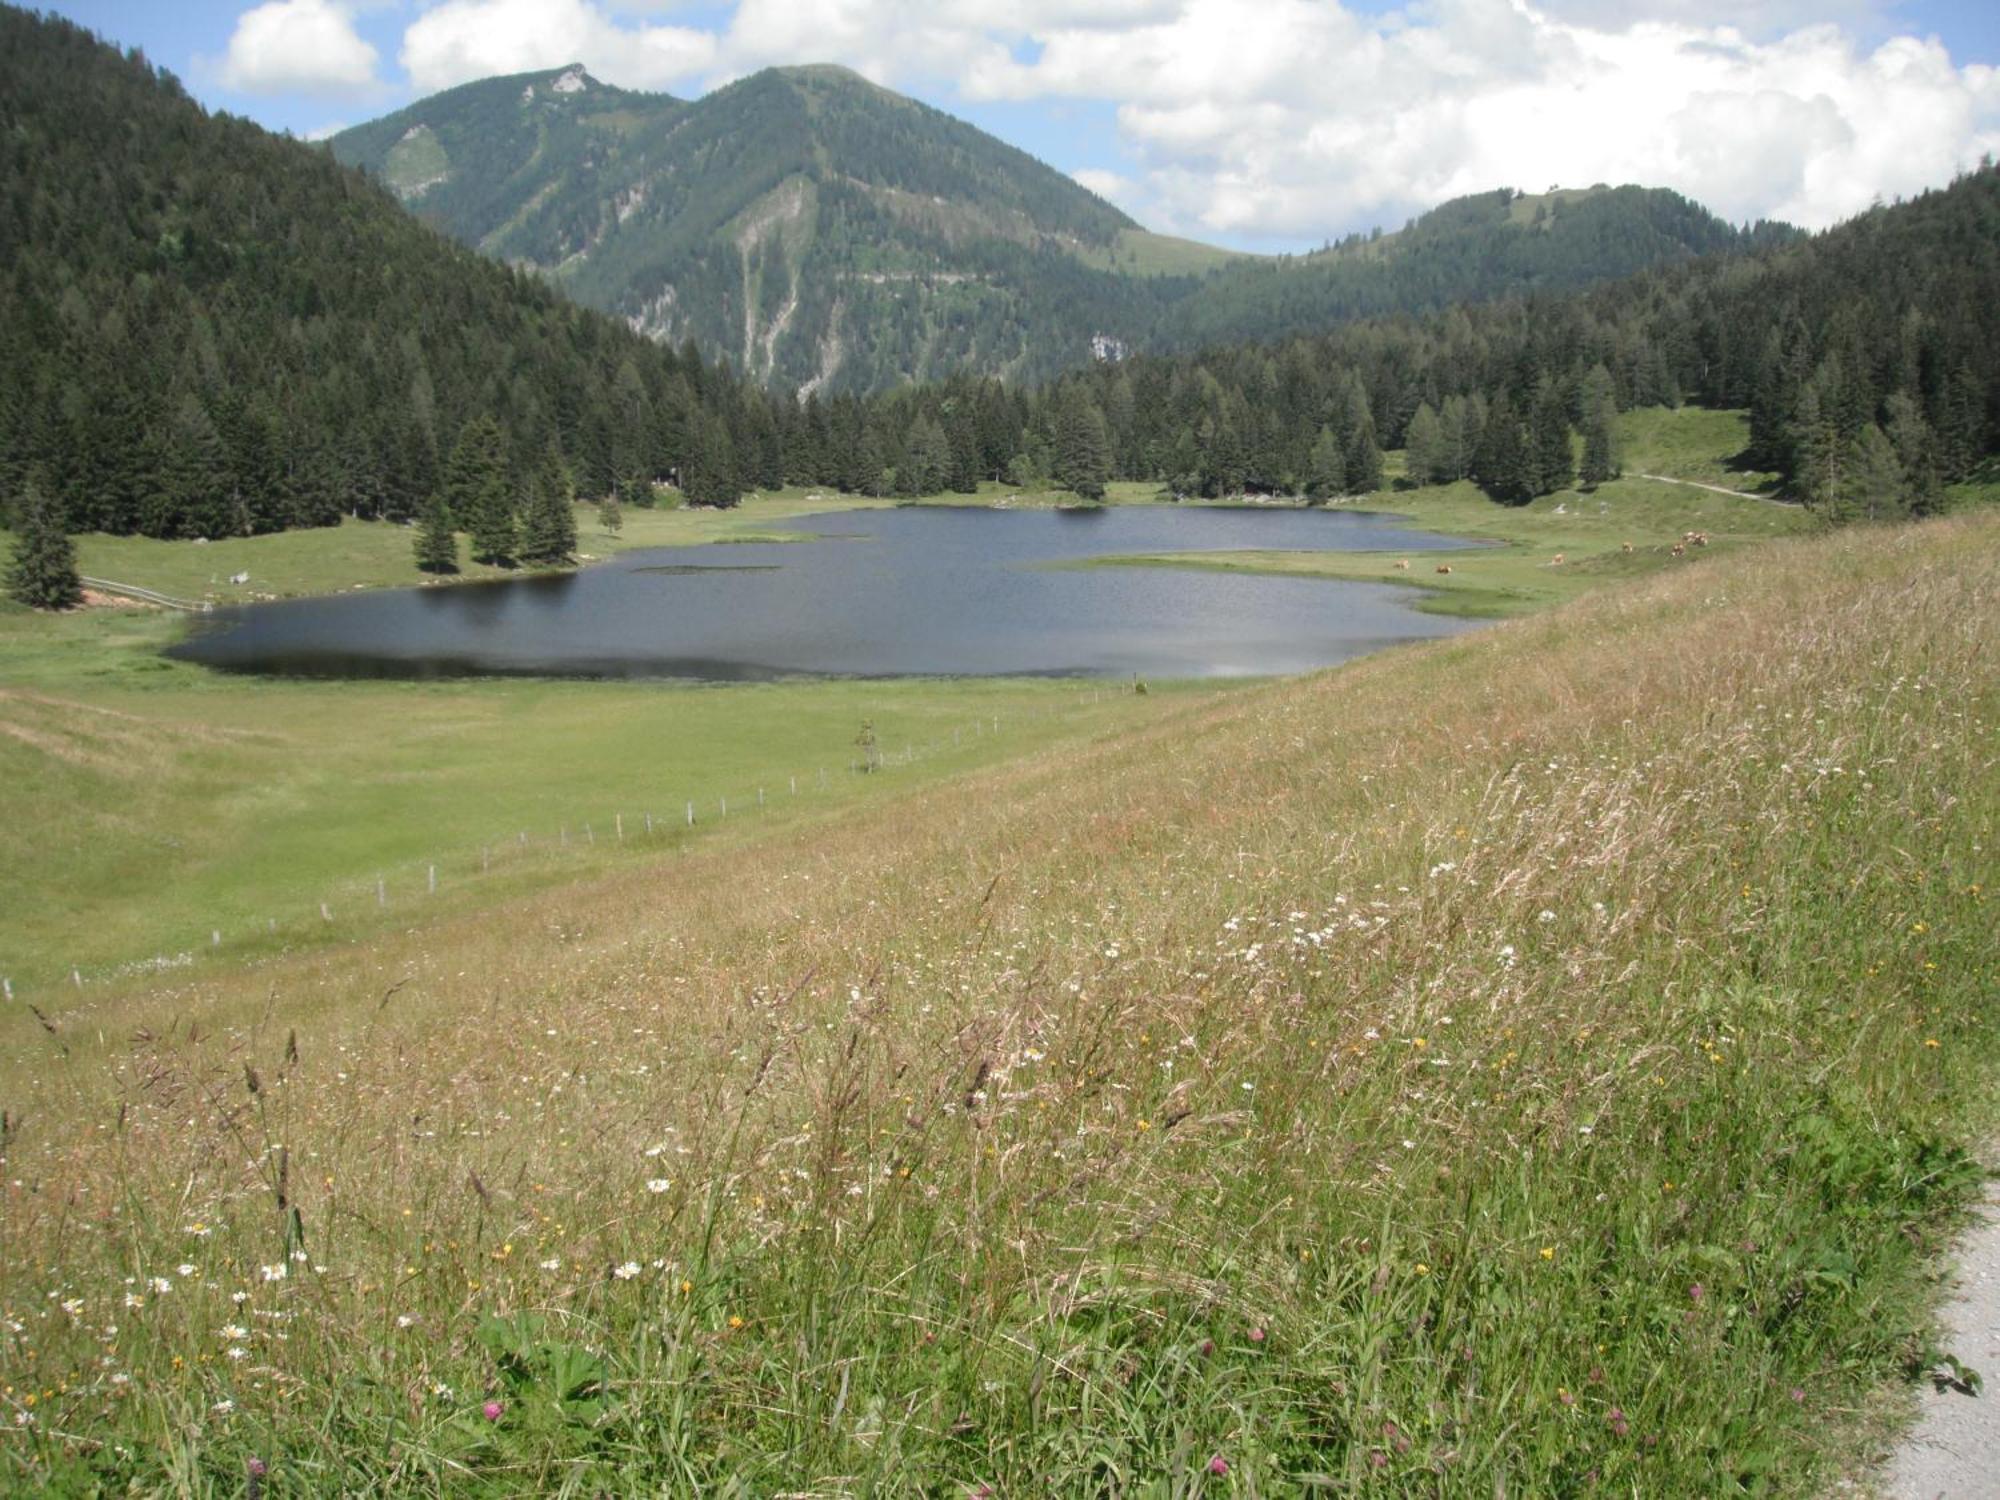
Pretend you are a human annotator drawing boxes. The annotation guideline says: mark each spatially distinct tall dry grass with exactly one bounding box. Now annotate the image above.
[1,514,1994,1494]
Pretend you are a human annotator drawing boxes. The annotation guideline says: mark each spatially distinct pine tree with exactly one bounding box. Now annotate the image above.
[1305,426,1345,500]
[1578,364,1620,488]
[1883,392,1942,516]
[1053,393,1111,501]
[1790,378,1844,508]
[1343,413,1383,495]
[518,444,577,566]
[1831,424,1906,524]
[901,415,952,497]
[413,491,458,574]
[8,478,83,609]
[944,400,982,493]
[1403,402,1444,487]
[1528,382,1575,496]
[445,417,515,566]
[682,409,741,508]
[1471,395,1532,504]
[599,493,623,535]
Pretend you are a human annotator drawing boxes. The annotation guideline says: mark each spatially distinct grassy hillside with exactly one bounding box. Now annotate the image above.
[0,511,1991,1492]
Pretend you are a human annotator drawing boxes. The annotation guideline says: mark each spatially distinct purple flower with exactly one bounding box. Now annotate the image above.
[1688,1283,1705,1302]
[1208,1455,1229,1475]
[246,1458,268,1478]
[482,1399,504,1422]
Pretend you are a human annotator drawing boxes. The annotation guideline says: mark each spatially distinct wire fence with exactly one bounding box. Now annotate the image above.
[7,685,1145,1001]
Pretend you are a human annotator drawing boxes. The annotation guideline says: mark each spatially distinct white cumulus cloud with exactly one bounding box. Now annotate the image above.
[401,0,717,92]
[949,0,2000,237]
[219,0,380,97]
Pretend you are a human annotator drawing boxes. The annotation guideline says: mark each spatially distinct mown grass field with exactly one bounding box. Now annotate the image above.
[0,509,1992,1494]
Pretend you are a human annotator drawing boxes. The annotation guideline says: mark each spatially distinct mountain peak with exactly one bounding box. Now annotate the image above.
[526,63,594,98]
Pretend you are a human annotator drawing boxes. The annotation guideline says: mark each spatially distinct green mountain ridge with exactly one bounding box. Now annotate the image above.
[333,68,1785,393]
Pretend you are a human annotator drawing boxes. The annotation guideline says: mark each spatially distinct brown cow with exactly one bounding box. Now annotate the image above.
[1435,564,1453,575]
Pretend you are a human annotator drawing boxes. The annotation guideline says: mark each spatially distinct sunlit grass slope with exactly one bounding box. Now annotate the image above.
[0,604,1183,995]
[1,512,1992,1493]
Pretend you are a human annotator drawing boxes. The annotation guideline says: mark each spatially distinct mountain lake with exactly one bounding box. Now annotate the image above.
[168,505,1481,680]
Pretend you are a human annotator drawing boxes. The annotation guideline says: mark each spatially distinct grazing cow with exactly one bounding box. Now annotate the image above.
[1435,564,1453,575]
[1550,553,1565,566]
[1671,543,1686,557]
[1621,542,1634,554]
[1393,559,1410,570]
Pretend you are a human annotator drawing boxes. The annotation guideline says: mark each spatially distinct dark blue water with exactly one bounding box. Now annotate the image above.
[168,505,1477,680]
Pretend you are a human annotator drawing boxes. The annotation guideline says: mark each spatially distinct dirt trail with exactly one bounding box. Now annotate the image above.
[1884,1176,2000,1497]
[1634,472,1797,507]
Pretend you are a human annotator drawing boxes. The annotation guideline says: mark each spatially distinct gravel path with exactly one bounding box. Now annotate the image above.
[1633,472,1798,507]
[1886,1178,2000,1498]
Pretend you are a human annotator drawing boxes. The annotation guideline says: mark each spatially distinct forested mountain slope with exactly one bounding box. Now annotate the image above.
[0,6,783,539]
[336,67,1783,394]
[807,167,1998,516]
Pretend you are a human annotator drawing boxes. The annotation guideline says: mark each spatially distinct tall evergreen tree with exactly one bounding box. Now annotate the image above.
[1305,426,1345,500]
[1578,364,1620,488]
[901,415,952,497]
[1053,393,1110,501]
[1883,392,1943,516]
[1528,382,1575,496]
[1404,402,1445,487]
[413,491,458,574]
[518,443,578,566]
[445,417,515,565]
[1829,424,1907,524]
[1343,412,1384,495]
[1472,395,1532,504]
[682,408,742,508]
[7,478,83,609]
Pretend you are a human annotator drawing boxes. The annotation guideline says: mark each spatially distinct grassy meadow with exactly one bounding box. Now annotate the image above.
[0,500,1992,1492]
[0,604,1184,996]
[1077,408,1810,618]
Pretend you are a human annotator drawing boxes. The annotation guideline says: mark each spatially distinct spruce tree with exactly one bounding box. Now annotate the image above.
[1528,382,1575,496]
[683,409,742,508]
[1344,413,1384,495]
[902,415,951,497]
[413,492,458,573]
[1305,427,1345,500]
[1471,395,1532,504]
[445,417,515,566]
[1883,392,1943,516]
[1053,393,1110,502]
[518,444,577,566]
[1403,402,1444,487]
[1578,365,1620,487]
[7,479,83,609]
[1831,424,1906,524]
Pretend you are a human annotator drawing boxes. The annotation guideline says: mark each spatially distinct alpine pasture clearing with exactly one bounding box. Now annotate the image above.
[0,602,1182,997]
[1,512,1993,1494]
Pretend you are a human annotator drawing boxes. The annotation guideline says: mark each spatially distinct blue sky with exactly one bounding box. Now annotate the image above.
[38,1,2000,250]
